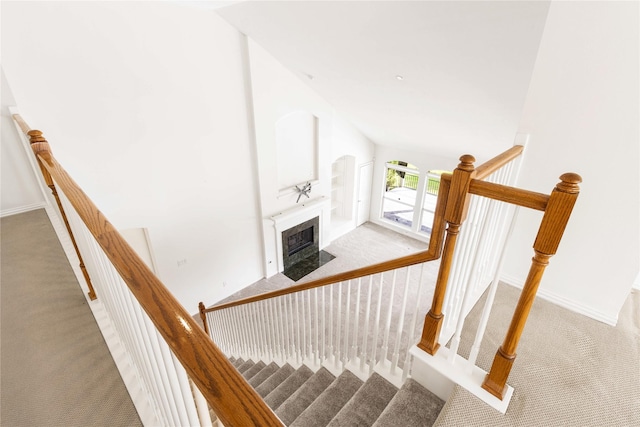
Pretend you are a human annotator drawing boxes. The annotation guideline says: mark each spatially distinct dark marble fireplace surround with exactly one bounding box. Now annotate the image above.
[281,216,335,281]
[282,216,319,270]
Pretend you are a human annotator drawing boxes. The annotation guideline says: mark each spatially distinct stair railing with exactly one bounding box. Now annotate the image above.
[200,178,450,384]
[12,114,283,427]
[200,145,527,389]
[415,149,581,407]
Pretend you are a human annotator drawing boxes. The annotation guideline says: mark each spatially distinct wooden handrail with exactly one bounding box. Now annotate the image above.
[469,180,549,211]
[203,174,452,313]
[13,113,31,135]
[15,117,282,426]
[475,145,524,180]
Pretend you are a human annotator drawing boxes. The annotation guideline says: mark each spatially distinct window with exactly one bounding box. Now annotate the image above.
[381,162,449,236]
[382,161,419,230]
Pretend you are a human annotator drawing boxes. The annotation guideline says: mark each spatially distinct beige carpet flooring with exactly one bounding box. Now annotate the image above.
[1,209,142,427]
[435,283,640,426]
[7,209,636,426]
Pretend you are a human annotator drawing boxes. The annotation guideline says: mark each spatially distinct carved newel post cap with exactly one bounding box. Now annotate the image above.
[557,173,582,193]
[27,130,47,143]
[458,154,476,171]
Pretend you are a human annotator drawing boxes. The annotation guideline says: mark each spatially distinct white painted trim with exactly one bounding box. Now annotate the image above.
[0,202,48,218]
[632,271,640,291]
[500,273,618,326]
[410,345,513,414]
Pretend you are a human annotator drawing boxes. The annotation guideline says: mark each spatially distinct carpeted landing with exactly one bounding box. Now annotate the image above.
[226,357,445,426]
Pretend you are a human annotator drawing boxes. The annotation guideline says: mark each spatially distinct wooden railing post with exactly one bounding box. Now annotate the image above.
[199,302,209,334]
[482,172,581,399]
[28,130,97,301]
[417,154,476,355]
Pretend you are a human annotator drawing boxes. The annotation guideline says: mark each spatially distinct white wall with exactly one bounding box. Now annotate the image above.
[1,69,46,217]
[503,1,639,324]
[2,2,264,312]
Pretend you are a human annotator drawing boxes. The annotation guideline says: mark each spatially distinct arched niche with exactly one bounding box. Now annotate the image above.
[275,111,319,194]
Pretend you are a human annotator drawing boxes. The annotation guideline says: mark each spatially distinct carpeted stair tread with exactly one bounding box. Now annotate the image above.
[232,357,245,368]
[242,360,266,380]
[264,365,314,410]
[326,372,398,427]
[372,378,444,427]
[236,359,255,374]
[290,370,364,427]
[275,367,336,425]
[256,364,296,398]
[248,362,280,387]
[228,356,236,364]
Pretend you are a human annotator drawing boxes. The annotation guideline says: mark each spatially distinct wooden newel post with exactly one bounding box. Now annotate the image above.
[28,130,98,301]
[482,172,582,399]
[199,302,209,334]
[417,154,476,355]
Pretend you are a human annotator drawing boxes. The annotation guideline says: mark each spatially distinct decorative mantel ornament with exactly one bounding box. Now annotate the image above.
[294,182,312,203]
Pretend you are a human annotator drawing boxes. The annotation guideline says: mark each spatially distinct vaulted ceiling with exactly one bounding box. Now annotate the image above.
[214,1,551,159]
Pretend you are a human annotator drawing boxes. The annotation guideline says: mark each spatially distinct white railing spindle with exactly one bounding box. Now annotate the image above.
[361,275,374,372]
[391,267,411,374]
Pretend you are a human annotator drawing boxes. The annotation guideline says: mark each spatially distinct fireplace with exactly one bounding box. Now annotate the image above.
[282,217,319,270]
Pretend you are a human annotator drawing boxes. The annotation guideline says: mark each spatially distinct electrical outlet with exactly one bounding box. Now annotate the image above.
[177,259,187,267]
[222,281,227,287]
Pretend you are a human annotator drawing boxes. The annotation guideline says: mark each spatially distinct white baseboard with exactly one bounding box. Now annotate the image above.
[0,202,47,218]
[500,273,618,326]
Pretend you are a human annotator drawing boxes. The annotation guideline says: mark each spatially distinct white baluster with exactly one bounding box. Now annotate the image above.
[300,292,308,363]
[280,297,290,361]
[307,290,313,364]
[343,280,352,366]
[403,264,427,381]
[269,299,281,362]
[335,281,342,370]
[190,378,214,427]
[314,288,320,365]
[261,301,273,362]
[361,275,373,372]
[321,286,326,362]
[244,305,257,360]
[169,351,201,427]
[370,273,384,375]
[380,270,397,367]
[391,267,411,375]
[329,284,334,364]
[352,278,362,360]
[449,198,497,362]
[288,294,297,364]
[294,294,304,364]
[469,206,520,369]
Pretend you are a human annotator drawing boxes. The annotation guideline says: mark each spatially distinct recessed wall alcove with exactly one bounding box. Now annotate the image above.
[275,111,319,197]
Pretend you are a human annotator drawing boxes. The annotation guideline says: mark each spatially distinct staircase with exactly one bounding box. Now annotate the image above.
[226,357,444,426]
